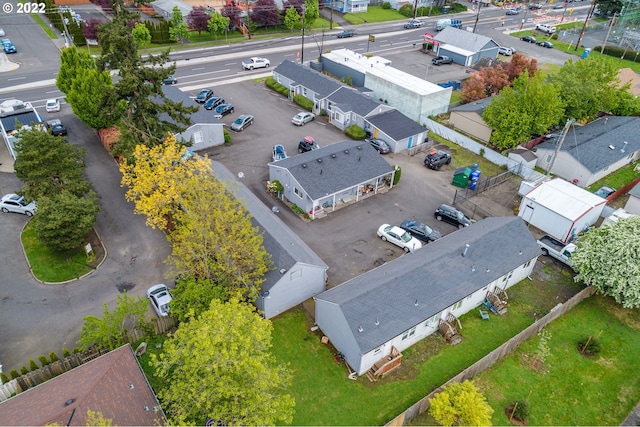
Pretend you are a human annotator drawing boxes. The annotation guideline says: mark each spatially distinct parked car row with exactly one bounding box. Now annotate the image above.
[194,88,238,122]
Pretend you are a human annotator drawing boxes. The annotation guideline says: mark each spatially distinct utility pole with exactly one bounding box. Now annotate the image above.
[330,0,334,29]
[575,0,598,50]
[246,0,252,39]
[413,0,419,19]
[58,10,72,48]
[472,2,482,33]
[301,5,306,64]
[601,12,618,54]
[546,119,574,177]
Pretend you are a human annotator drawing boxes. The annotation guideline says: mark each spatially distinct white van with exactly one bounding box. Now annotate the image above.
[535,23,556,34]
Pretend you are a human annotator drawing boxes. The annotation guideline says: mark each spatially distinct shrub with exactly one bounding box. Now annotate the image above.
[507,400,529,422]
[267,180,284,194]
[416,6,430,16]
[399,4,414,17]
[392,165,402,185]
[223,129,232,145]
[290,203,305,215]
[578,337,602,356]
[0,372,9,384]
[265,76,289,97]
[344,125,366,140]
[63,347,71,357]
[49,351,60,362]
[10,369,20,379]
[38,355,49,367]
[293,94,314,110]
[451,2,467,13]
[20,366,28,375]
[29,359,39,371]
[551,33,558,40]
[382,1,391,8]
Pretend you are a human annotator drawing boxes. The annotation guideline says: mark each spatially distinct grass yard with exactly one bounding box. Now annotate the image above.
[587,161,640,193]
[20,222,104,282]
[343,6,408,24]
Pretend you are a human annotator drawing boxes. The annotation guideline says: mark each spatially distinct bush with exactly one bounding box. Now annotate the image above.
[63,347,71,357]
[399,3,414,17]
[344,125,366,140]
[451,2,467,13]
[382,1,391,8]
[578,337,602,356]
[10,369,20,379]
[29,359,39,372]
[38,355,49,367]
[392,165,402,185]
[293,94,314,110]
[267,180,284,194]
[224,129,232,145]
[0,372,9,384]
[290,203,305,215]
[507,400,529,422]
[20,366,28,375]
[49,351,60,362]
[551,33,558,40]
[265,76,290,97]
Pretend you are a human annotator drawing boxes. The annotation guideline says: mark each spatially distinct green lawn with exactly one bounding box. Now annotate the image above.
[587,162,640,193]
[20,222,102,282]
[343,6,408,24]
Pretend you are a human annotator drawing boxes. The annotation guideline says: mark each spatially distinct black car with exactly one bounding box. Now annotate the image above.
[163,75,178,85]
[520,35,537,43]
[424,150,452,170]
[337,29,356,38]
[204,96,225,110]
[434,204,473,229]
[298,136,320,153]
[536,41,554,48]
[213,103,234,118]
[195,89,214,103]
[366,138,391,154]
[400,220,442,243]
[46,119,67,137]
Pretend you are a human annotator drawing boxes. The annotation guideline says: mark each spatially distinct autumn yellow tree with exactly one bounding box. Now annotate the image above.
[120,134,211,230]
[168,170,270,302]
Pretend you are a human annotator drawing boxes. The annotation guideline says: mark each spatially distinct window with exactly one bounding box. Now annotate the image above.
[401,326,416,340]
[289,269,302,279]
[294,187,303,198]
[303,88,307,96]
[373,347,382,355]
[452,300,462,310]
[425,313,440,326]
[335,112,344,122]
[523,260,532,268]
[193,131,203,144]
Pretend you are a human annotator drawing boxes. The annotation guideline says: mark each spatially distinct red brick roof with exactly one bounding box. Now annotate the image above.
[0,344,166,426]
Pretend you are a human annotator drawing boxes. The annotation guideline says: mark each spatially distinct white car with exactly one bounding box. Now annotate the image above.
[242,57,270,70]
[292,111,315,126]
[45,99,61,113]
[498,46,514,56]
[535,23,556,34]
[147,284,172,317]
[0,194,37,216]
[377,224,422,253]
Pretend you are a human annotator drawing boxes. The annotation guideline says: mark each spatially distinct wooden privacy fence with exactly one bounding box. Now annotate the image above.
[0,316,176,402]
[386,286,596,426]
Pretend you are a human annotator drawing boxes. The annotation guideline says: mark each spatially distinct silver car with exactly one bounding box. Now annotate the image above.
[231,114,254,132]
[0,194,37,216]
[291,111,315,126]
[147,284,172,317]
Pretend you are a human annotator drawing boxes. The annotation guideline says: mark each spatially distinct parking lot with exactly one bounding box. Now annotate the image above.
[197,57,514,287]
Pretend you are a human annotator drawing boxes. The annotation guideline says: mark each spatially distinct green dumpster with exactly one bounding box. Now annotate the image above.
[452,167,471,188]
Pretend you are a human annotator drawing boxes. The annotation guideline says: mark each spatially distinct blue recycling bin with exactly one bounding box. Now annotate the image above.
[581,48,591,59]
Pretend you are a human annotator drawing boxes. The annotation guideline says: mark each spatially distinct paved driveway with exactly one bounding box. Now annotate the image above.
[0,108,170,372]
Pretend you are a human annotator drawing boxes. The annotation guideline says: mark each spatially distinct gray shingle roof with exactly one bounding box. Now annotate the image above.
[451,97,492,114]
[435,27,496,51]
[327,86,382,116]
[536,116,640,173]
[209,160,327,292]
[366,109,425,140]
[0,111,40,132]
[315,216,540,354]
[269,140,394,200]
[273,60,343,98]
[161,85,220,125]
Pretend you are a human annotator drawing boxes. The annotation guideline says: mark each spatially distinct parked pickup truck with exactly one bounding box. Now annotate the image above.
[537,235,576,268]
[432,56,453,65]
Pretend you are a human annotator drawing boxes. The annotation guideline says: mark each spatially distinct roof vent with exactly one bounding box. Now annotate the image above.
[622,141,628,153]
[279,268,286,274]
[414,299,419,306]
[608,145,615,150]
[462,244,470,257]
[375,318,379,326]
[344,150,349,154]
[65,399,75,406]
[331,154,336,158]
[302,163,307,168]
[486,268,490,273]
[357,145,362,150]
[318,158,322,163]
[129,384,135,389]
[472,265,476,272]
[358,325,364,332]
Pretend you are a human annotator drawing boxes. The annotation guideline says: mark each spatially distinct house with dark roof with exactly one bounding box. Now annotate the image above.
[314,216,541,377]
[272,60,342,114]
[449,97,493,143]
[0,99,43,159]
[0,345,166,426]
[324,86,393,131]
[209,160,328,318]
[534,116,640,187]
[161,85,225,151]
[625,181,640,215]
[268,140,396,220]
[434,27,500,66]
[365,110,427,153]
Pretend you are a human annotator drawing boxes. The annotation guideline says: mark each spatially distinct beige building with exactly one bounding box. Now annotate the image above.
[448,97,493,143]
